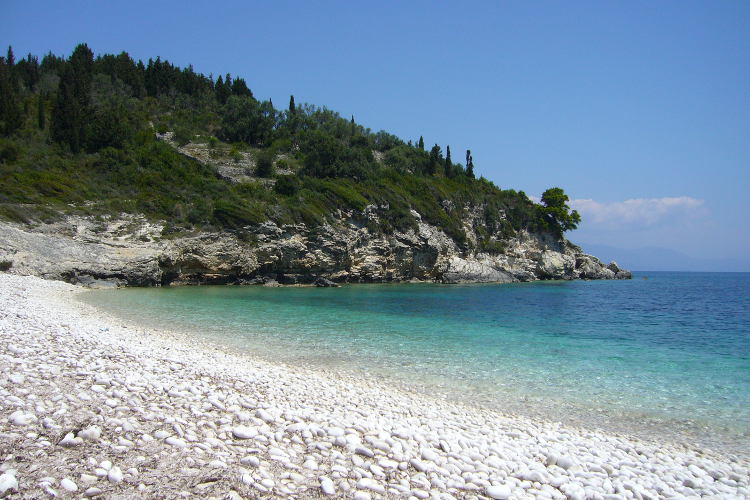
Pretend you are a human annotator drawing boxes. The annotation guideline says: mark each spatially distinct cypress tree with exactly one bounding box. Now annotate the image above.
[0,56,22,135]
[428,144,441,175]
[466,150,474,178]
[418,136,424,150]
[37,93,45,130]
[445,145,451,171]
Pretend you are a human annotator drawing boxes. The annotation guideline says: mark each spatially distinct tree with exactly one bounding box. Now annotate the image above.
[428,144,441,175]
[50,44,94,152]
[418,135,424,150]
[444,145,451,174]
[37,93,45,129]
[540,187,581,235]
[255,150,274,177]
[215,75,230,104]
[0,56,22,135]
[466,149,474,178]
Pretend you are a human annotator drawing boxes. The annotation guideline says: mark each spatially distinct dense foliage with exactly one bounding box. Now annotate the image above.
[0,43,581,248]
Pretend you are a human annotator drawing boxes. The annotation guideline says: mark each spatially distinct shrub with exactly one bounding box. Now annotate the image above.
[274,175,300,196]
[173,125,193,146]
[0,141,20,163]
[255,150,274,178]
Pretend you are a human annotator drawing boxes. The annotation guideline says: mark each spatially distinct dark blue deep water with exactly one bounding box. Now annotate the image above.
[83,272,750,453]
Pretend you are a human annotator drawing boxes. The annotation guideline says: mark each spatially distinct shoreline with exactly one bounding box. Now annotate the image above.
[1,273,747,499]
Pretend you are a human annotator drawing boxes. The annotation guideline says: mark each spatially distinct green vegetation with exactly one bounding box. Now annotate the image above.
[0,43,581,246]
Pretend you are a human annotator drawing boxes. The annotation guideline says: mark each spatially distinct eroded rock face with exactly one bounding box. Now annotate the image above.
[0,208,629,286]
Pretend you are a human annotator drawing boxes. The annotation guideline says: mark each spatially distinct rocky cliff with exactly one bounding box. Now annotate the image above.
[0,205,630,287]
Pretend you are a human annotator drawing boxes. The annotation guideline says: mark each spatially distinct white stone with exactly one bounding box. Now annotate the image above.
[355,446,374,458]
[60,478,78,492]
[165,436,187,448]
[320,476,336,496]
[108,466,123,483]
[78,426,102,441]
[8,410,35,426]
[240,456,260,467]
[486,484,512,499]
[232,426,258,439]
[59,432,83,447]
[0,472,18,496]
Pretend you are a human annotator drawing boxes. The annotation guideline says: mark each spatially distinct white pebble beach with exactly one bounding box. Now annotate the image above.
[1,273,748,499]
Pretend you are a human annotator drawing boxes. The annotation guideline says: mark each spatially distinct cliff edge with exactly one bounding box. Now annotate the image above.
[0,209,630,287]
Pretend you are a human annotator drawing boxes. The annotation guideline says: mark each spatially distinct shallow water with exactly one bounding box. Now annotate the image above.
[82,272,750,454]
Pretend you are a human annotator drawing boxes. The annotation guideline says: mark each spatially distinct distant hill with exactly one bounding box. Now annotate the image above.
[579,243,748,272]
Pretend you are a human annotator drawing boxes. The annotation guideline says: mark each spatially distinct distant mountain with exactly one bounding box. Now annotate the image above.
[579,243,748,272]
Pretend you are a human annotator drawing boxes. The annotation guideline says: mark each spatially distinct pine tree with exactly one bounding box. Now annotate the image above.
[0,56,22,135]
[428,144,441,175]
[418,136,424,150]
[37,93,45,130]
[466,150,474,178]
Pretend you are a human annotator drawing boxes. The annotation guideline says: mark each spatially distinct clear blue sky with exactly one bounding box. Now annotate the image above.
[3,1,749,269]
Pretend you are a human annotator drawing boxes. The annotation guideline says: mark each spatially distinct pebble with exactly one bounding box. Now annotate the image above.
[83,487,103,497]
[0,472,18,496]
[165,436,187,448]
[232,426,258,439]
[486,484,512,499]
[320,476,336,495]
[107,466,123,483]
[60,478,78,492]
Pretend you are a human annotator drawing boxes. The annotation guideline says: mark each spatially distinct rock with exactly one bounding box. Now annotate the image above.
[0,472,18,497]
[314,277,339,287]
[357,477,385,494]
[107,467,123,483]
[486,485,512,499]
[320,476,336,496]
[538,250,575,279]
[355,446,374,458]
[60,478,78,492]
[83,487,103,497]
[232,426,258,439]
[240,456,260,467]
[0,212,628,287]
[8,410,35,426]
[78,426,102,441]
[165,436,187,448]
[556,456,576,470]
[59,432,83,448]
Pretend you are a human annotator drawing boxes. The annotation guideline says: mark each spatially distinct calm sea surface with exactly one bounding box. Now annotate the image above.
[82,272,750,454]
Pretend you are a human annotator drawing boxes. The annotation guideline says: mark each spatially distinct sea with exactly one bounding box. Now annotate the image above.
[82,271,750,455]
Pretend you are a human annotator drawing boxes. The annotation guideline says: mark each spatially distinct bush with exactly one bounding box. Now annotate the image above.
[0,141,20,163]
[274,175,300,196]
[173,125,193,146]
[229,145,242,162]
[255,150,274,178]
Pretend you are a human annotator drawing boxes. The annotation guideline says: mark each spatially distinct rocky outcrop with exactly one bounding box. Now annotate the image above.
[0,207,630,287]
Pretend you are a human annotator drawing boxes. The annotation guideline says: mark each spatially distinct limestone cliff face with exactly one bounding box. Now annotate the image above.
[0,206,630,287]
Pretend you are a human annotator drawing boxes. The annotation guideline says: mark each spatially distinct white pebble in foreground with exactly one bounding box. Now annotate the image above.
[60,478,78,492]
[486,484,511,499]
[0,472,18,496]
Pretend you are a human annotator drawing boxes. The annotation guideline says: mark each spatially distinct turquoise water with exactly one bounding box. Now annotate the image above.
[82,272,750,453]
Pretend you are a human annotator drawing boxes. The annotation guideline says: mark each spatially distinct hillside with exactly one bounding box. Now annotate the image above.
[0,44,629,285]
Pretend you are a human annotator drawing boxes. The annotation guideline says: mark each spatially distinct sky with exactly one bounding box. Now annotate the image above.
[3,1,749,270]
